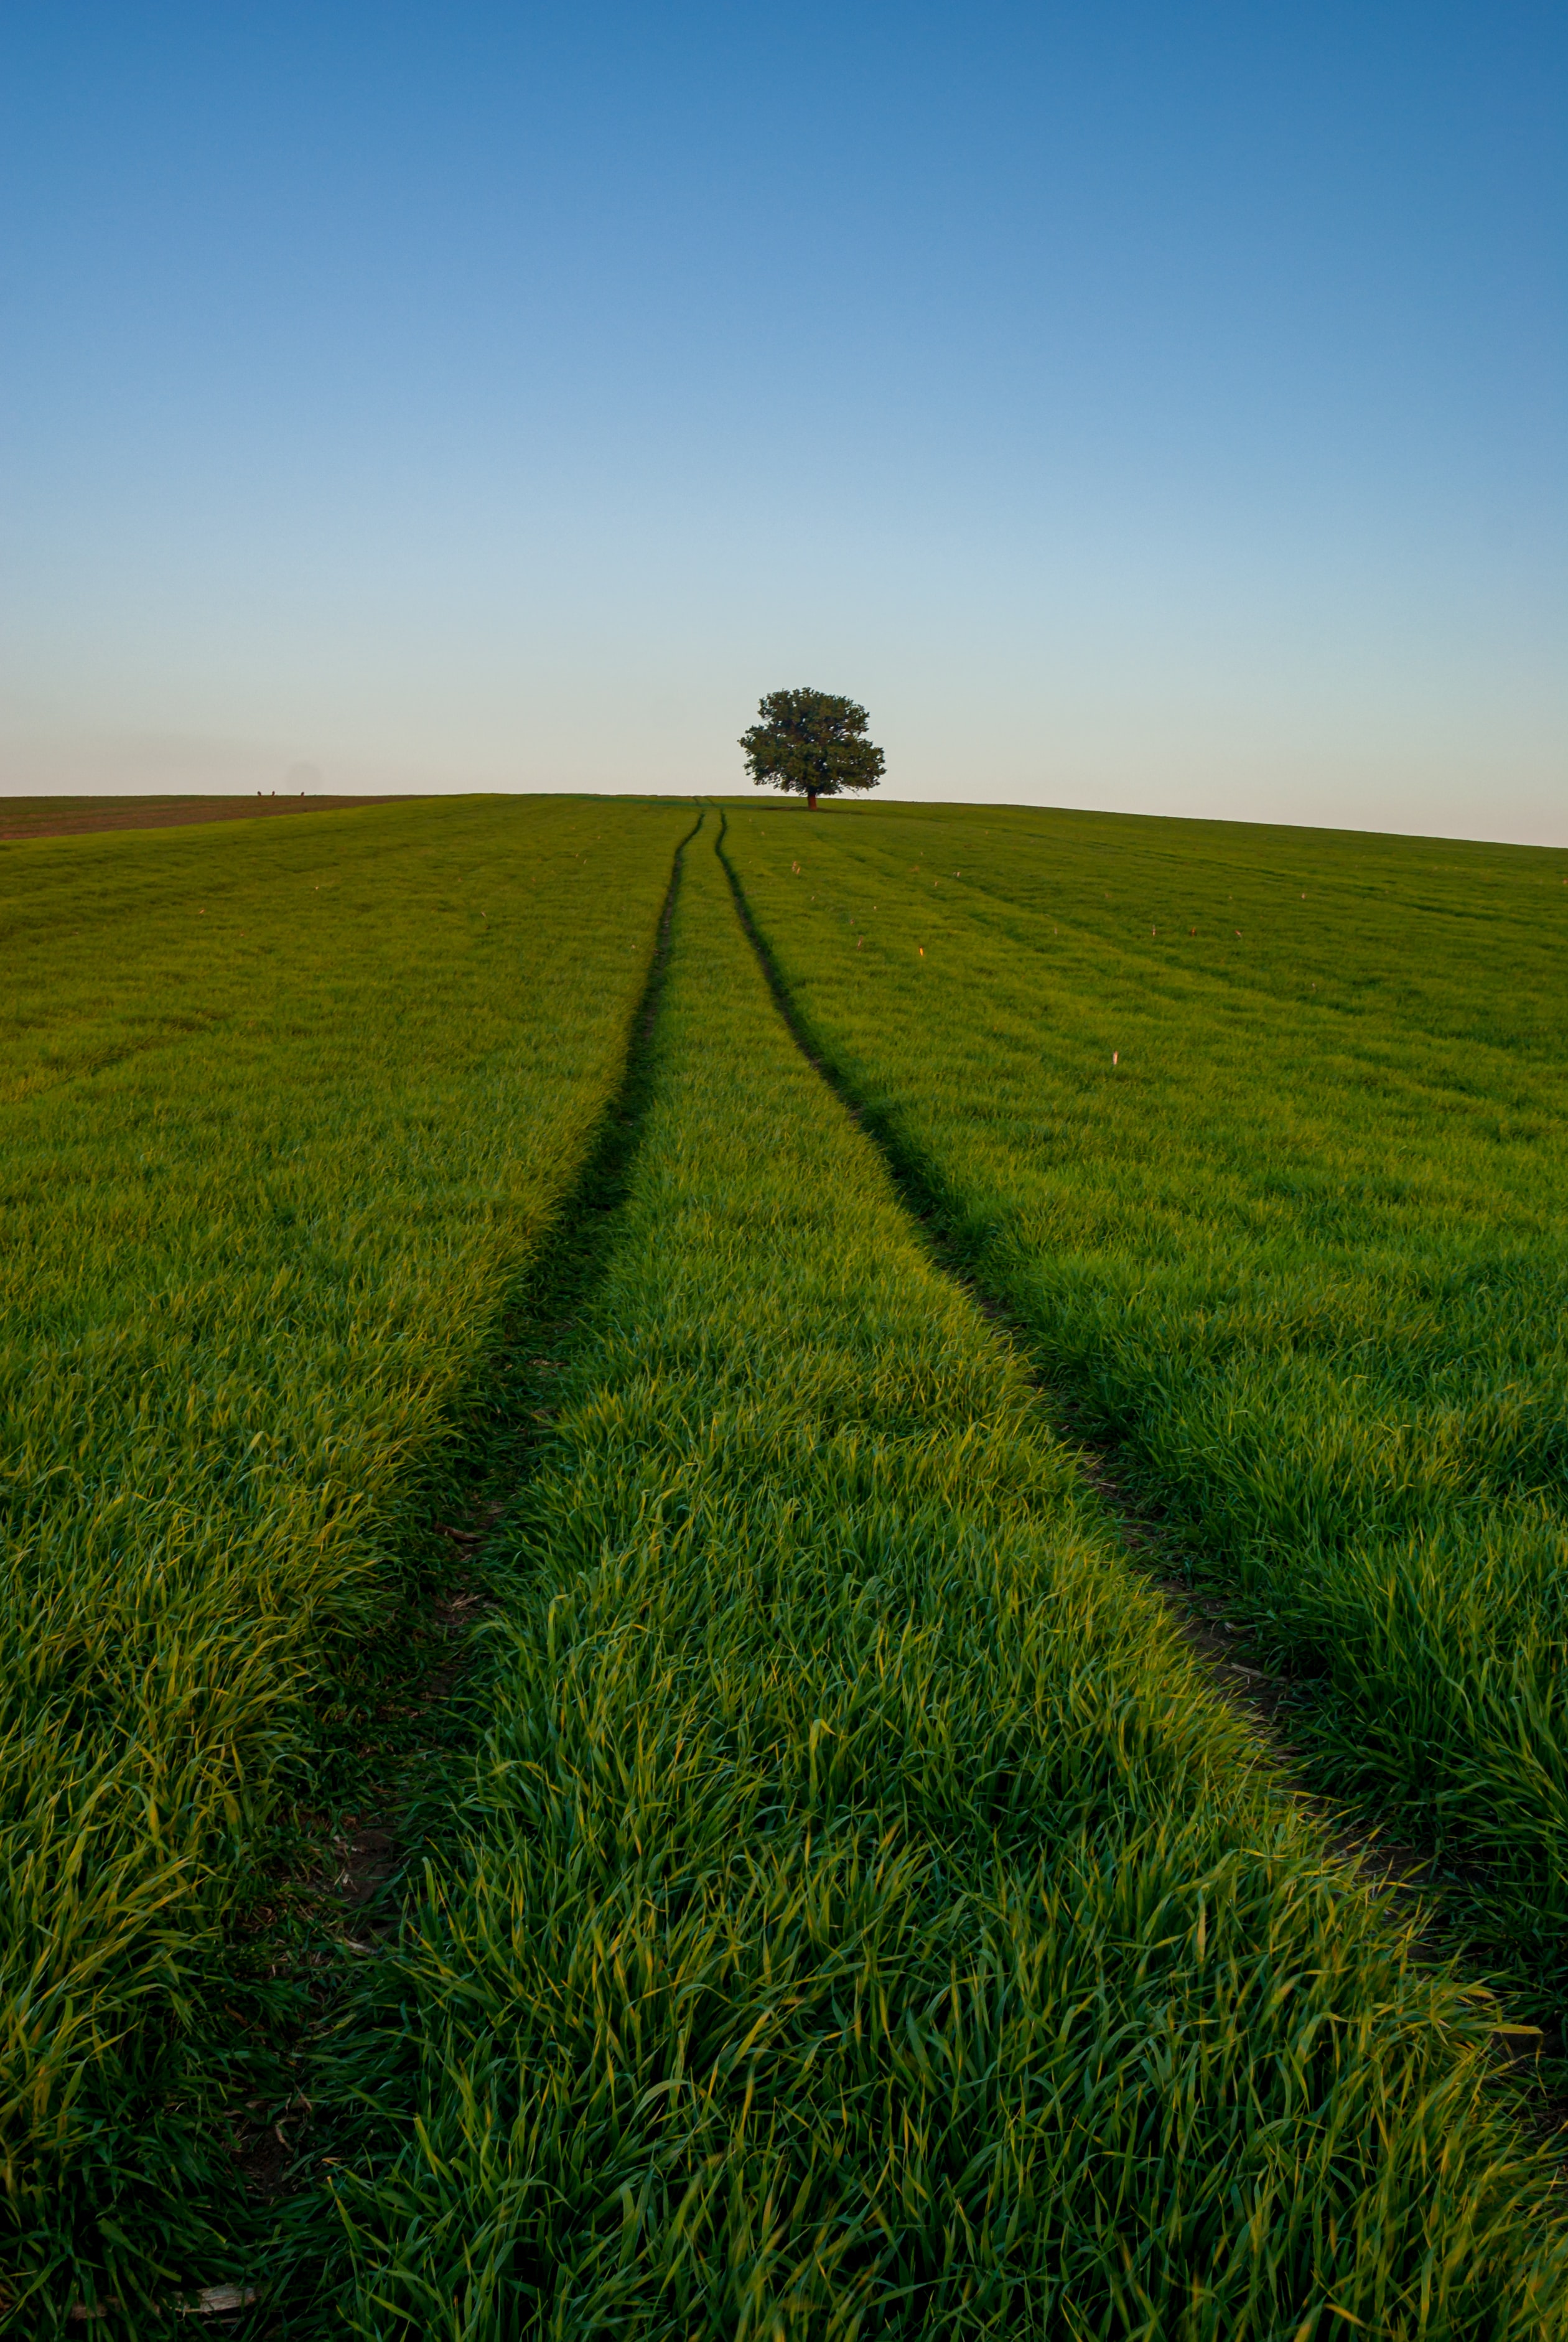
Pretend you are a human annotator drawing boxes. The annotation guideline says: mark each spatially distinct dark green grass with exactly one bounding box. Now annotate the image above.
[720,797,1568,2017]
[334,824,1568,2338]
[0,796,691,2328]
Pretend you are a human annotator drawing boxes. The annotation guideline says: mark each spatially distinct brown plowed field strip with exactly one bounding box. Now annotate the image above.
[0,793,413,841]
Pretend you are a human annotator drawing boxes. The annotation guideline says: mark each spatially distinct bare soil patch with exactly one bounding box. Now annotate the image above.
[0,794,411,841]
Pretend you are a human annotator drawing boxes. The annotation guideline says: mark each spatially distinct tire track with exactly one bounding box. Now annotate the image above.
[180,805,708,2337]
[712,806,1565,2129]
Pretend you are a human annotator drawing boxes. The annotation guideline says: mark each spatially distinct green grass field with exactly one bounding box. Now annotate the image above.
[0,796,690,2325]
[719,802,1568,2012]
[4,793,1567,2335]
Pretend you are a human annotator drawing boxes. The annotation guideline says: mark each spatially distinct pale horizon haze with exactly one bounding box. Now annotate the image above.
[2,4,1564,846]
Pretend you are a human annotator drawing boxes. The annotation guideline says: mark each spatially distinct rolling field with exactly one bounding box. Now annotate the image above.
[721,801,1568,2008]
[5,793,1567,2335]
[0,796,691,2325]
[331,818,1568,2338]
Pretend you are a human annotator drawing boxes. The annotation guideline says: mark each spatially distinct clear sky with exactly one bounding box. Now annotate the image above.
[2,2,1563,841]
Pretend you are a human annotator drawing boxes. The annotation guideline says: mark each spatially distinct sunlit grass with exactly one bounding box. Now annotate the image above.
[0,795,690,2321]
[336,821,1568,2336]
[722,796,1568,2006]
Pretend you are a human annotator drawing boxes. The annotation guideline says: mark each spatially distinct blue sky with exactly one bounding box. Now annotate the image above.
[2,2,1563,840]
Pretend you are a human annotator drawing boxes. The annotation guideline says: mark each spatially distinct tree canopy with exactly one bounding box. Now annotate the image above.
[739,688,885,808]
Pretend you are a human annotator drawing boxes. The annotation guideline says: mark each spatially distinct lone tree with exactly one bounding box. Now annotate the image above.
[740,688,885,812]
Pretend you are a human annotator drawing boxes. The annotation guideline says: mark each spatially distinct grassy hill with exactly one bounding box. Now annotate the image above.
[5,793,1566,2336]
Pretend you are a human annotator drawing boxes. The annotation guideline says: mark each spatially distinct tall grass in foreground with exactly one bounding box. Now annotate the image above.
[0,797,689,2325]
[721,799,1568,2006]
[338,823,1568,2338]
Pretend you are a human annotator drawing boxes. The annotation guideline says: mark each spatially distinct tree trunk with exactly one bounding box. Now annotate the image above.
[807,791,818,811]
